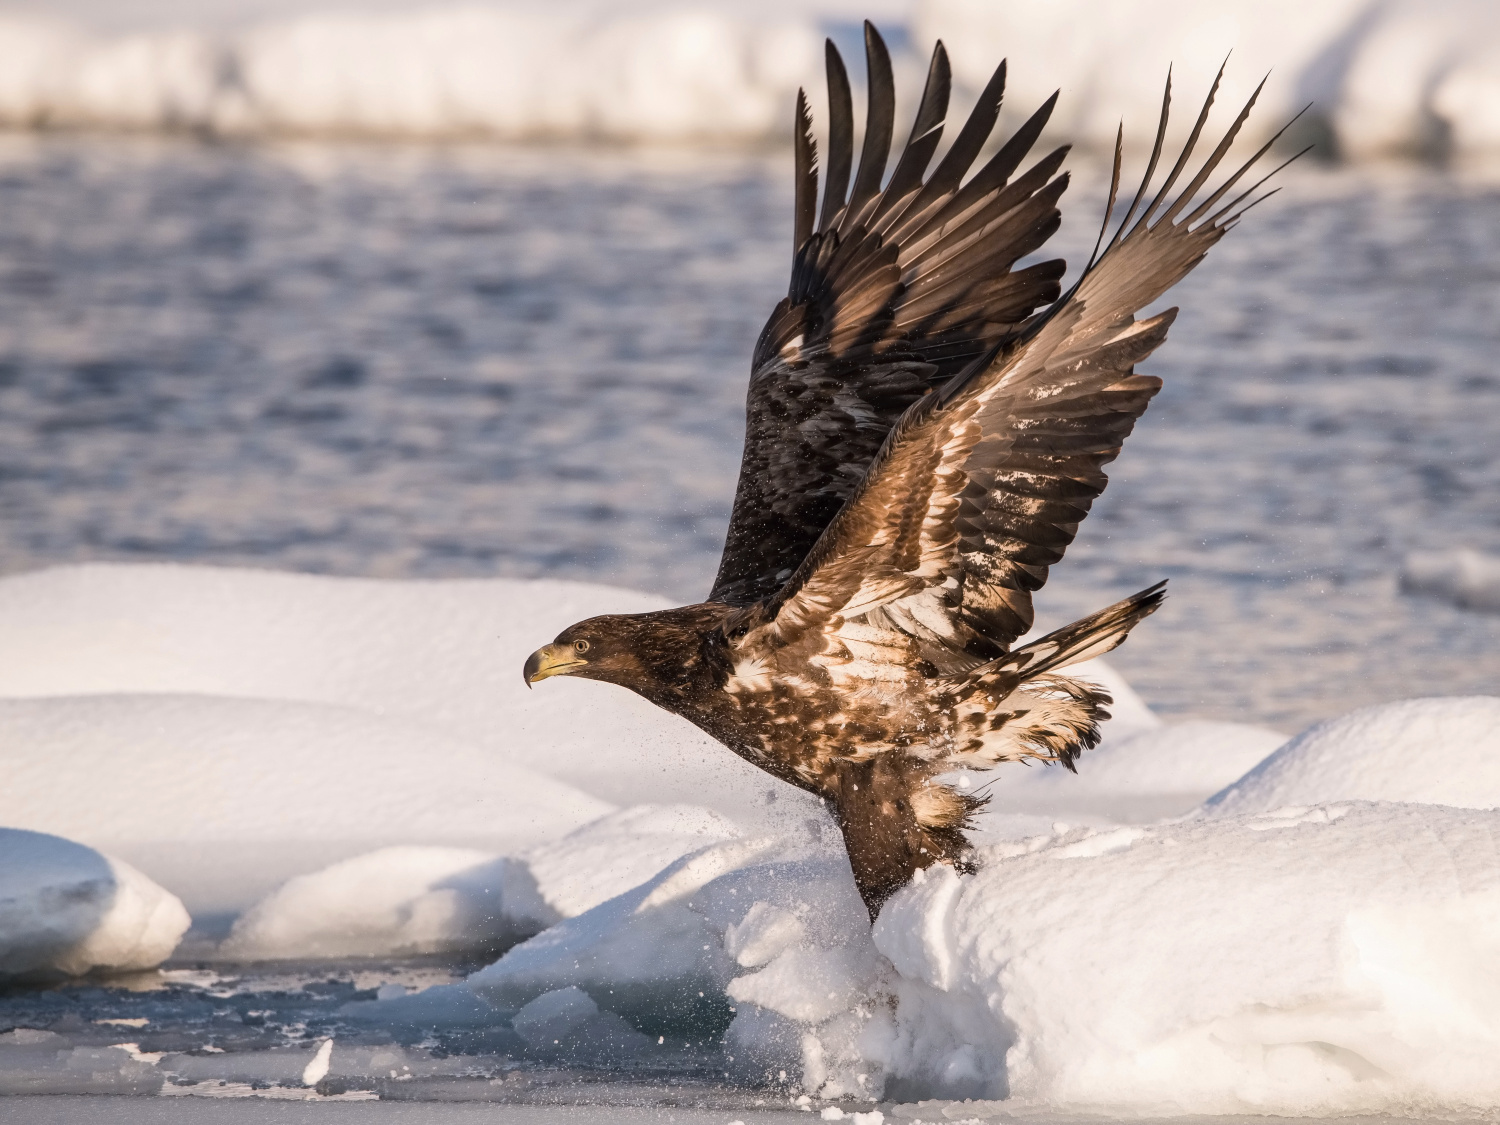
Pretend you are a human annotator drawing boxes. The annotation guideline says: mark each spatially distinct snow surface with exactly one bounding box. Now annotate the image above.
[1203,697,1500,817]
[221,847,540,960]
[224,804,745,960]
[972,719,1286,828]
[1403,547,1500,612]
[11,561,1500,1113]
[0,564,827,910]
[461,695,1500,1112]
[919,0,1500,160]
[456,795,1500,1113]
[874,802,1500,1113]
[0,828,189,980]
[0,692,614,914]
[0,0,1497,158]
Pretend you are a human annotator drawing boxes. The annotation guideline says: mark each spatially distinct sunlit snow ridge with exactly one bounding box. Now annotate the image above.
[0,0,1498,158]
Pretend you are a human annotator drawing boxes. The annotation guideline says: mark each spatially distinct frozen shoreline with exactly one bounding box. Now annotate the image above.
[0,0,1498,158]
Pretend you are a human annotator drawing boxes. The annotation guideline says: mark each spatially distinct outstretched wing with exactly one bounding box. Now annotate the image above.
[710,22,1072,607]
[739,68,1302,675]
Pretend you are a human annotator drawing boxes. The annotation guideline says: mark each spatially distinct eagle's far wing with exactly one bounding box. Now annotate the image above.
[709,22,1073,607]
[744,70,1302,673]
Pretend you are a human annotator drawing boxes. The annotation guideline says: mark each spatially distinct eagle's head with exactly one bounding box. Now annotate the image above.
[523,614,649,689]
[522,604,730,697]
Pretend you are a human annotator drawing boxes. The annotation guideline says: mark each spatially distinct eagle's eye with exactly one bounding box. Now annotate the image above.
[573,639,591,654]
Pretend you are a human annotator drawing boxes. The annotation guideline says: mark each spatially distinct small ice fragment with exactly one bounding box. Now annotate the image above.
[301,1038,333,1087]
[821,1109,845,1120]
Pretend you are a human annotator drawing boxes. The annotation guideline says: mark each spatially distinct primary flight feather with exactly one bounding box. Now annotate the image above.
[524,23,1294,919]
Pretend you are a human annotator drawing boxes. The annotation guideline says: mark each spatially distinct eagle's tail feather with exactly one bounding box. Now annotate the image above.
[1011,580,1167,678]
[940,581,1166,772]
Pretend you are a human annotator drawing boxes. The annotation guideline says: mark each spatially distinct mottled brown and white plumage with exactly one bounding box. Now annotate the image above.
[524,23,1298,919]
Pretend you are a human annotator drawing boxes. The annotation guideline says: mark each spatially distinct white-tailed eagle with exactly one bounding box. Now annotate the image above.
[525,24,1296,918]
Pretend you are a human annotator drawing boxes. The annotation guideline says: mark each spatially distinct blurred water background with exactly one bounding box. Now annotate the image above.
[0,0,1495,733]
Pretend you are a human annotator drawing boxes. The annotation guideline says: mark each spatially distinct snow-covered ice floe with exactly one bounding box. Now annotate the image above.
[0,828,189,981]
[3,0,1500,159]
[445,698,1500,1113]
[0,563,824,912]
[225,804,743,961]
[8,562,1500,1113]
[1403,548,1500,613]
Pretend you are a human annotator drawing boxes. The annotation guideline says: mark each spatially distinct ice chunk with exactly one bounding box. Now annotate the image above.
[1402,548,1500,612]
[0,828,189,981]
[221,846,551,960]
[724,901,805,968]
[338,981,500,1030]
[1203,697,1500,817]
[470,836,784,1033]
[871,802,1500,1112]
[511,986,601,1046]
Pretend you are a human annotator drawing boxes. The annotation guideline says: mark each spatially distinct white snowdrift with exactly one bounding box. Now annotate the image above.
[875,802,1500,1113]
[454,693,1500,1114]
[920,0,1500,160]
[0,828,189,980]
[975,718,1285,827]
[1203,696,1500,817]
[0,5,819,140]
[519,803,743,919]
[0,0,1496,157]
[0,564,825,825]
[0,691,614,913]
[224,804,743,959]
[1403,548,1500,612]
[221,846,542,960]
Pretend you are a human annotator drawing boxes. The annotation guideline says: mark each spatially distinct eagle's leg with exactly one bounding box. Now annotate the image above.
[828,755,977,922]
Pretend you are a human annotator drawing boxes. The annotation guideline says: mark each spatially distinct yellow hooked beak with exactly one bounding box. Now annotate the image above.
[523,643,586,687]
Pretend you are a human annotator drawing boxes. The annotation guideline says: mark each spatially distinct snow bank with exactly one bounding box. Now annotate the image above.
[0,0,1496,157]
[224,804,743,959]
[1403,548,1500,612]
[0,564,824,826]
[919,0,1500,160]
[0,828,189,980]
[0,563,835,909]
[0,5,819,141]
[519,804,743,919]
[974,719,1285,827]
[0,691,614,913]
[874,802,1500,1113]
[221,846,542,960]
[1203,696,1500,817]
[453,693,1500,1114]
[472,800,1500,1112]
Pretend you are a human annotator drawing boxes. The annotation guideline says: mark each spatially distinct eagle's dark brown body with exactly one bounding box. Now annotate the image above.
[524,24,1290,918]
